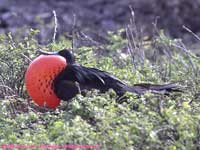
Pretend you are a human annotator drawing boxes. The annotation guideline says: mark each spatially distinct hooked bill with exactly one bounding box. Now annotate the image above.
[25,55,66,109]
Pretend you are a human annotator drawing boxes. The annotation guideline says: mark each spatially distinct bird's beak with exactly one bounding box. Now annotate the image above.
[36,50,58,55]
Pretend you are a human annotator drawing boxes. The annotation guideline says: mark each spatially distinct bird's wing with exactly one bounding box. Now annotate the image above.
[54,64,128,95]
[59,65,105,86]
[54,65,182,101]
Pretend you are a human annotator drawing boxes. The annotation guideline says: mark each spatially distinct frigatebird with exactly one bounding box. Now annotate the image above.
[25,49,181,108]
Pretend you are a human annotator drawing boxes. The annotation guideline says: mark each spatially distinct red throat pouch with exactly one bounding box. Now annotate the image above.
[25,55,67,109]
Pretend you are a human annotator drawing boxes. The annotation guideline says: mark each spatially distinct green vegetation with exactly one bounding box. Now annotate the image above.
[0,28,199,150]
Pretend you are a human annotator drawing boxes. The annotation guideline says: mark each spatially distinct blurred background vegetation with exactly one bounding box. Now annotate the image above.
[0,0,200,149]
[0,0,200,46]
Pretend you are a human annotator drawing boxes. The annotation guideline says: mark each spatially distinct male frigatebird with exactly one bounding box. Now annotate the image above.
[25,49,180,108]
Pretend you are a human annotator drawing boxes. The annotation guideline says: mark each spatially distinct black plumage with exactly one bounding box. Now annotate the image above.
[38,49,181,102]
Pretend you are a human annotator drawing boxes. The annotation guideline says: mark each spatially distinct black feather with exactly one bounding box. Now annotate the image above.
[53,64,130,101]
[38,49,182,102]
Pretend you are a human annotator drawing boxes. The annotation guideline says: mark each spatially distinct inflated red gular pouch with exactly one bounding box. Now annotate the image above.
[25,55,66,109]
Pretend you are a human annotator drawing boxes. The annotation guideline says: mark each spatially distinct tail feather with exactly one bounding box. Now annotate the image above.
[128,83,182,95]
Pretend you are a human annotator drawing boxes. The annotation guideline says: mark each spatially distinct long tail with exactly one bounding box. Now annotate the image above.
[127,83,182,95]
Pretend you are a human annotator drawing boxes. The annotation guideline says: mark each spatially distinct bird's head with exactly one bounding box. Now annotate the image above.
[25,49,73,109]
[37,49,75,64]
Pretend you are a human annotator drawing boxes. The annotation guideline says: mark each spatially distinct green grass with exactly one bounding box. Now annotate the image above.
[0,29,200,150]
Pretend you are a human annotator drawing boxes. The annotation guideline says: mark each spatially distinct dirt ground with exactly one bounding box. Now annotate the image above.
[0,0,200,44]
